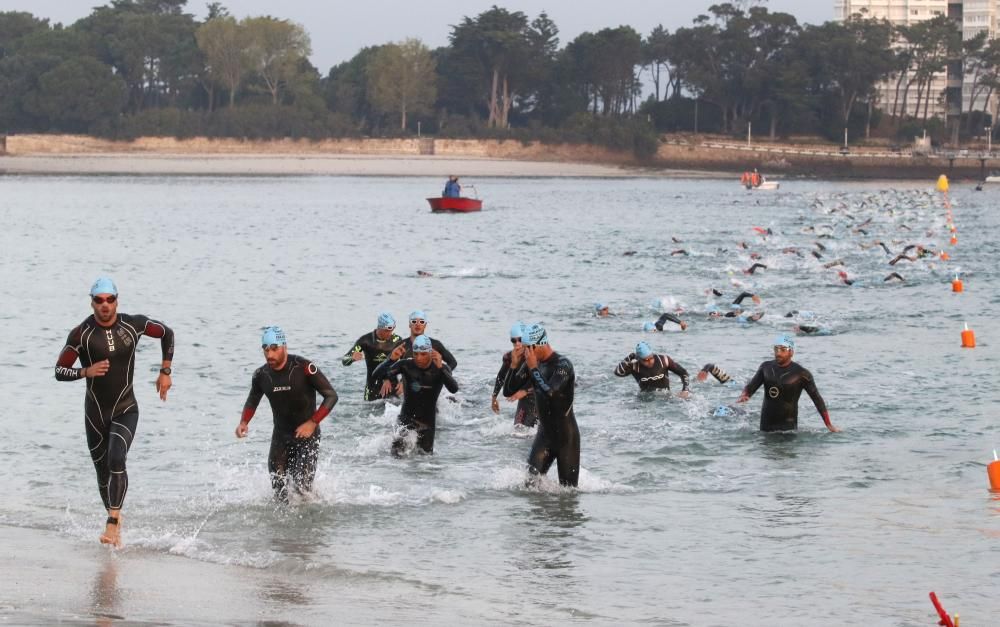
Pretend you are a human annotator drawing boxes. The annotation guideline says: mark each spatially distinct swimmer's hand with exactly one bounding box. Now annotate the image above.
[431,350,443,369]
[295,420,317,439]
[736,391,750,403]
[696,371,709,382]
[524,346,539,369]
[86,359,111,378]
[156,371,171,401]
[678,390,691,400]
[827,424,842,433]
[395,381,404,397]
[680,321,688,331]
[235,420,249,438]
[491,395,500,414]
[507,389,528,402]
[379,380,394,398]
[509,345,524,369]
[390,344,406,361]
[351,351,364,362]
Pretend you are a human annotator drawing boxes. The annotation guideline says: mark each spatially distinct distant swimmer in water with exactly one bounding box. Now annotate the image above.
[503,323,580,487]
[671,249,689,256]
[237,326,339,502]
[416,270,434,277]
[54,277,174,547]
[594,302,611,317]
[341,312,403,401]
[644,312,688,331]
[614,341,691,397]
[491,322,538,427]
[837,271,855,286]
[672,236,683,243]
[822,259,845,269]
[884,272,905,282]
[736,334,839,432]
[622,250,637,256]
[697,363,732,384]
[372,335,458,455]
[889,253,916,266]
[745,263,768,275]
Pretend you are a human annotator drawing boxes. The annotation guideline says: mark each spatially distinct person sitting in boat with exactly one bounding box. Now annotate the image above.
[443,176,462,198]
[750,169,762,188]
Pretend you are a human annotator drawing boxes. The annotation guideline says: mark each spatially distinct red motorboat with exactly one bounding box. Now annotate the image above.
[427,197,483,213]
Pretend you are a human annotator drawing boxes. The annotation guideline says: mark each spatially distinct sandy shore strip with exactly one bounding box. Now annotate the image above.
[0,523,500,625]
[0,153,725,178]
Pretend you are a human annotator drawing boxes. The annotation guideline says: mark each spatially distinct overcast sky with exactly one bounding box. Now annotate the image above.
[1,1,834,73]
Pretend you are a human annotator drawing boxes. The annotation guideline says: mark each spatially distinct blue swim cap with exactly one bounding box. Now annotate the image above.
[773,333,795,349]
[642,321,656,332]
[594,302,607,312]
[706,304,720,314]
[713,405,735,418]
[730,303,742,311]
[90,277,118,297]
[635,341,653,359]
[377,312,396,329]
[261,326,287,346]
[509,321,524,339]
[522,323,549,346]
[412,335,433,353]
[409,310,427,323]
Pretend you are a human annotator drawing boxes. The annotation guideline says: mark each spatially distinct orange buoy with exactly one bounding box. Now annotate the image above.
[950,234,958,245]
[952,277,963,292]
[961,323,976,348]
[989,451,1000,491]
[940,251,950,261]
[950,224,957,233]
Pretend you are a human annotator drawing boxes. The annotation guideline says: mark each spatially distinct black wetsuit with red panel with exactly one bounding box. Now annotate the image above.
[54,313,174,510]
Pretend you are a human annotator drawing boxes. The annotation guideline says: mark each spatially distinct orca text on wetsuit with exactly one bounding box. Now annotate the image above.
[242,355,338,499]
[504,337,580,487]
[55,313,174,512]
[372,356,458,454]
[342,330,403,400]
[614,353,690,393]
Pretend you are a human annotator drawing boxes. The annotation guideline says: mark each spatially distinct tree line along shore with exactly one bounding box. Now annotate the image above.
[3,0,1000,170]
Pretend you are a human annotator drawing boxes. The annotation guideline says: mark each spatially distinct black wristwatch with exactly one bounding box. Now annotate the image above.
[159,367,172,375]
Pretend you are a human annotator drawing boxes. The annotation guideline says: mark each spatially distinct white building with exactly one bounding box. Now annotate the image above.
[835,1,999,120]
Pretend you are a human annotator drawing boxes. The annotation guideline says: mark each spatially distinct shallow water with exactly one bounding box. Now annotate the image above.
[1,174,998,625]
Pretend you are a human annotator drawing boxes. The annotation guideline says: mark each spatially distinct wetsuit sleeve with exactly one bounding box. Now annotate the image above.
[371,358,402,382]
[342,335,365,366]
[743,364,765,398]
[493,354,511,397]
[503,363,529,397]
[435,341,458,371]
[614,355,635,377]
[700,363,731,384]
[241,371,264,424]
[530,356,573,399]
[134,315,175,362]
[306,362,338,424]
[54,326,84,381]
[733,291,755,305]
[655,313,683,331]
[441,364,459,393]
[666,357,690,392]
[800,368,829,421]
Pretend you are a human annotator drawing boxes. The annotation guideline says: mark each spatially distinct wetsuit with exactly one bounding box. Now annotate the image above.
[654,312,684,331]
[614,353,690,393]
[54,313,174,511]
[372,358,458,454]
[341,330,403,400]
[742,360,829,432]
[504,352,580,487]
[493,351,538,427]
[242,355,338,500]
[700,363,732,384]
[398,336,457,370]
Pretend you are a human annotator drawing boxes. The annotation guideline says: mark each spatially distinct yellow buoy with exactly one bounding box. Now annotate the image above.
[937,174,950,192]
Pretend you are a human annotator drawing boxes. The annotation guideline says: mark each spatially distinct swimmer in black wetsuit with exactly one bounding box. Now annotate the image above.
[614,341,690,397]
[491,322,538,427]
[341,312,403,400]
[381,310,457,397]
[651,312,688,331]
[54,278,174,547]
[737,334,840,433]
[237,326,339,502]
[503,323,580,487]
[372,335,459,455]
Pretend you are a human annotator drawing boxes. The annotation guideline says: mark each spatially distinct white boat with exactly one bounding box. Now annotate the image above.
[753,180,780,190]
[983,175,1000,183]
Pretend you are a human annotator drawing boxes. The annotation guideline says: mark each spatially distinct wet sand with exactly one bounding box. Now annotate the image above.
[0,153,722,178]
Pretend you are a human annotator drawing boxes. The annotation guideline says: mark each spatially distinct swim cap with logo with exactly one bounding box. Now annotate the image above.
[773,334,795,349]
[377,312,396,329]
[261,326,287,346]
[409,310,427,322]
[412,335,433,353]
[90,277,118,296]
[521,323,549,346]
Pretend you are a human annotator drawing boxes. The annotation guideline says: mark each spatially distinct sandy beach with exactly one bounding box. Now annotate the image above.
[0,152,724,178]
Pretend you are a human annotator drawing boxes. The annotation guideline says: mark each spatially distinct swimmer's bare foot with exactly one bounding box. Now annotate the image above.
[100,513,122,548]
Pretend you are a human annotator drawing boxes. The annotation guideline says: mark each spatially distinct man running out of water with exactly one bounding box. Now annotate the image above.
[372,334,458,455]
[737,334,840,433]
[382,310,458,397]
[614,341,691,397]
[491,322,538,427]
[236,327,339,502]
[341,311,403,400]
[54,277,174,547]
[504,323,580,487]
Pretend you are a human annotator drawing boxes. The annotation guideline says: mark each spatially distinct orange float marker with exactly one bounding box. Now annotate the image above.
[961,323,976,348]
[989,450,1000,492]
[950,234,958,245]
[940,251,950,261]
[952,275,963,292]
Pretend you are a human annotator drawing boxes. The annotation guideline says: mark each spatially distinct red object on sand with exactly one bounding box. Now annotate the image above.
[929,592,955,627]
[427,197,483,213]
